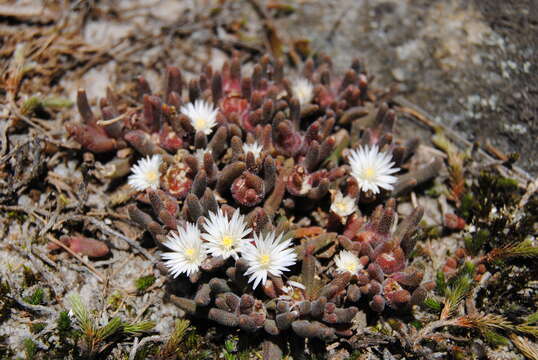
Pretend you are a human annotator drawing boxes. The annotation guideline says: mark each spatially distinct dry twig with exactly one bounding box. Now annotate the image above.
[46,234,105,283]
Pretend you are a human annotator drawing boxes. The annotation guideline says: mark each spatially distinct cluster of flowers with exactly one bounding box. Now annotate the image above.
[128,146,396,291]
[162,208,297,290]
[67,54,438,341]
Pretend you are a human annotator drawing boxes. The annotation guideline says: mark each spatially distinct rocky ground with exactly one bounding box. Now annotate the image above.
[0,0,536,359]
[279,0,537,175]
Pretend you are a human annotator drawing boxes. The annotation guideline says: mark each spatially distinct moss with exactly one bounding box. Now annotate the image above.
[451,171,538,335]
[50,311,78,358]
[23,288,44,306]
[107,291,123,311]
[57,311,72,333]
[435,270,447,296]
[152,319,231,359]
[182,328,213,359]
[459,171,520,222]
[410,319,423,329]
[23,338,37,360]
[223,337,237,360]
[458,171,537,255]
[21,96,73,116]
[463,229,488,256]
[458,192,474,220]
[220,335,259,360]
[134,275,156,293]
[30,322,46,334]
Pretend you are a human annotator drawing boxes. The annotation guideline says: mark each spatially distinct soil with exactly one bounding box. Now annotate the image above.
[277,0,537,174]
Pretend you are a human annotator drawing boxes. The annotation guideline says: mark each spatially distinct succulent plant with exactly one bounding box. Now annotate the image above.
[66,54,440,346]
[337,200,430,312]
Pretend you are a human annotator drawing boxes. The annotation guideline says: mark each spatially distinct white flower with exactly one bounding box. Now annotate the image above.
[291,78,314,106]
[281,280,306,295]
[279,280,306,301]
[330,191,357,218]
[295,177,312,195]
[241,232,297,289]
[128,155,162,191]
[334,250,362,274]
[194,148,210,164]
[202,208,251,260]
[180,100,218,135]
[161,223,208,277]
[242,142,264,160]
[348,145,399,194]
[286,280,306,290]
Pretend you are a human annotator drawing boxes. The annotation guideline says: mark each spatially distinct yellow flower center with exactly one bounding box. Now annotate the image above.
[292,290,302,301]
[194,117,206,129]
[221,235,234,249]
[185,248,197,261]
[336,201,347,212]
[363,167,376,180]
[259,254,271,267]
[345,262,357,273]
[146,171,159,183]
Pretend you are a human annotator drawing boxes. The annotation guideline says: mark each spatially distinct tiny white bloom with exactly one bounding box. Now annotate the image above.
[180,100,219,135]
[241,232,297,289]
[286,280,306,290]
[490,206,500,219]
[291,78,314,106]
[279,280,306,300]
[348,145,399,194]
[297,177,312,195]
[162,223,208,277]
[282,280,306,294]
[128,155,162,191]
[194,148,210,164]
[334,250,362,274]
[202,208,251,260]
[330,191,357,218]
[242,142,264,160]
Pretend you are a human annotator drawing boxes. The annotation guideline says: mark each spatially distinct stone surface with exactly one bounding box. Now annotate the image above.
[276,0,537,174]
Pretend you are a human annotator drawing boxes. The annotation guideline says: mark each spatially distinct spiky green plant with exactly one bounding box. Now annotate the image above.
[67,293,154,359]
[440,262,474,320]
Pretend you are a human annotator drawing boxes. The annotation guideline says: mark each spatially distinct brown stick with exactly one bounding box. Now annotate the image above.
[46,234,105,283]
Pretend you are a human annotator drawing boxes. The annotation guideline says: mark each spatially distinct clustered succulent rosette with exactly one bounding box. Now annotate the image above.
[67,54,439,341]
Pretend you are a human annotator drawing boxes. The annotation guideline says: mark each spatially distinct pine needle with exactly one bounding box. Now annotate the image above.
[67,293,94,335]
[123,320,156,335]
[440,263,474,320]
[96,317,123,341]
[510,334,538,360]
[486,239,538,262]
[159,319,191,357]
